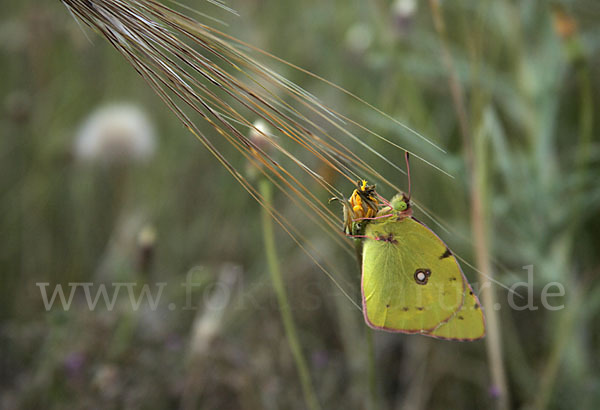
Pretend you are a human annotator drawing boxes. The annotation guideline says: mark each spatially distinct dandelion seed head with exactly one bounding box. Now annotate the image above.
[393,0,417,17]
[92,364,120,398]
[392,0,417,36]
[75,103,156,164]
[345,23,373,55]
[246,119,274,179]
[137,224,157,248]
[137,224,157,275]
[249,119,272,148]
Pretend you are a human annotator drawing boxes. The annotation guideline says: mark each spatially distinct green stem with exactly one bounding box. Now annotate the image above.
[533,282,578,410]
[365,327,378,410]
[428,2,509,409]
[472,130,509,410]
[259,178,321,410]
[576,64,593,171]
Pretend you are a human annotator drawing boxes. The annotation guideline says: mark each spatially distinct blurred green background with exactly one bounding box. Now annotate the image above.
[1,0,599,409]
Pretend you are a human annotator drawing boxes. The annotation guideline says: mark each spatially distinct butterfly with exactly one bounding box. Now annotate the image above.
[334,154,485,341]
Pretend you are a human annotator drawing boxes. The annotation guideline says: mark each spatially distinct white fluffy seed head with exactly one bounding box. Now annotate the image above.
[393,0,417,18]
[345,23,373,54]
[74,103,156,164]
[245,119,274,179]
[248,119,272,150]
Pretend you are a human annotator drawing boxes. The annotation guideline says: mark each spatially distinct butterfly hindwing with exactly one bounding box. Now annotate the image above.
[426,281,485,340]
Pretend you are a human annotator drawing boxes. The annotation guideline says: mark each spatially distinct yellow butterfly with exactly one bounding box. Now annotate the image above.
[337,154,485,341]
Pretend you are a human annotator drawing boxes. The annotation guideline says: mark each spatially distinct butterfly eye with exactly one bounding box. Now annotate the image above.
[394,200,407,212]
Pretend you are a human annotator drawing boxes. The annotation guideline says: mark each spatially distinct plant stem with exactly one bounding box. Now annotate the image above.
[533,280,579,410]
[472,135,509,410]
[259,178,321,410]
[428,1,509,409]
[365,327,379,410]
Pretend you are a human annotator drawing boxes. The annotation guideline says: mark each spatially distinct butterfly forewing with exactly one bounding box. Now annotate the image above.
[362,216,484,340]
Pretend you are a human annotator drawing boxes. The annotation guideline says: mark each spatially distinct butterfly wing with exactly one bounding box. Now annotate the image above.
[425,284,485,340]
[362,216,484,340]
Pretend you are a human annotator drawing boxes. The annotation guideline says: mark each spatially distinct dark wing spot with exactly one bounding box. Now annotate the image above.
[414,268,432,285]
[449,277,457,281]
[376,233,398,245]
[416,307,424,311]
[386,304,390,308]
[402,307,409,311]
[458,315,464,320]
[387,234,399,245]
[439,248,453,259]
[469,291,473,295]
[474,303,479,309]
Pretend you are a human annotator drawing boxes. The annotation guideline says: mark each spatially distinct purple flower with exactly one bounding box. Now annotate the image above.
[311,350,329,368]
[63,351,86,377]
[489,384,501,399]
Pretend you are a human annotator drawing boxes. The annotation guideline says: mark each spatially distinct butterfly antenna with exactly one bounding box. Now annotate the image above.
[405,151,411,201]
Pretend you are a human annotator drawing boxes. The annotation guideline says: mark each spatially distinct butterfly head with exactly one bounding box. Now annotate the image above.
[391,193,412,216]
